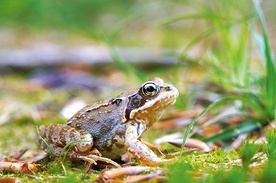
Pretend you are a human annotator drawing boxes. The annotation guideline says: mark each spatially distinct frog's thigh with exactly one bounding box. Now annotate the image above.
[124,124,163,166]
[39,124,93,154]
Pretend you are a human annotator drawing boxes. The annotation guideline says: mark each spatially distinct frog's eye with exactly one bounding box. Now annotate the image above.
[141,82,160,97]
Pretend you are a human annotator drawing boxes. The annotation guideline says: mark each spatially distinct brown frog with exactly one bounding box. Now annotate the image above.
[38,77,178,167]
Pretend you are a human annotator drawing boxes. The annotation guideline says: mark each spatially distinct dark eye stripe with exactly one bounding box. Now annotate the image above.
[125,93,146,120]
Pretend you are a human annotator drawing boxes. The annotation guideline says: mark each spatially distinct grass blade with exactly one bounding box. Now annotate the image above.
[36,126,55,155]
[264,129,276,160]
[252,0,276,118]
[108,45,146,82]
[180,96,235,156]
[203,119,262,143]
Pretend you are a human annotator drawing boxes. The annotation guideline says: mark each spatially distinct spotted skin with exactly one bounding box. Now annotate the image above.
[38,77,178,167]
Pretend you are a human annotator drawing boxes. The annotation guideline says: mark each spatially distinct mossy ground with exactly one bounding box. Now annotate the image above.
[0,72,271,182]
[0,73,230,182]
[1,1,276,182]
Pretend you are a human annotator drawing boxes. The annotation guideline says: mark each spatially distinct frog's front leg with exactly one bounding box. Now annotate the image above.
[124,123,170,166]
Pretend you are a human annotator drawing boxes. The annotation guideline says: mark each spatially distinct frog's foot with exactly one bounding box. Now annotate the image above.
[139,157,174,166]
[68,150,121,170]
[78,154,121,172]
[85,154,121,168]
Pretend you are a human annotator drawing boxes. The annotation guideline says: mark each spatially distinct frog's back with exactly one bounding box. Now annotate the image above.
[66,99,127,140]
[66,99,129,159]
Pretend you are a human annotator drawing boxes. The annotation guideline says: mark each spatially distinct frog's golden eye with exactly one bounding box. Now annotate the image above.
[141,82,160,97]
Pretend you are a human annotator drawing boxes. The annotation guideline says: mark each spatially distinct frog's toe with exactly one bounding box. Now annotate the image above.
[140,157,175,166]
[159,158,175,164]
[86,154,121,168]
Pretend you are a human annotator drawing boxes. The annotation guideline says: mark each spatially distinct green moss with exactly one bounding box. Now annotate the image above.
[0,124,37,154]
[206,167,247,183]
[167,162,195,183]
[259,160,276,183]
[240,141,260,170]
[177,149,239,171]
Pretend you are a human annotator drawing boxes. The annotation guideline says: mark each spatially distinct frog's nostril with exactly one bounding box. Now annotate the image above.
[165,86,172,91]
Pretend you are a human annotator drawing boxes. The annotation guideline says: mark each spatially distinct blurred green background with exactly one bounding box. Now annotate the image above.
[0,1,276,182]
[0,0,273,48]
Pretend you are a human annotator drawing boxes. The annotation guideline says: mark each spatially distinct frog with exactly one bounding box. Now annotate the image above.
[38,77,178,167]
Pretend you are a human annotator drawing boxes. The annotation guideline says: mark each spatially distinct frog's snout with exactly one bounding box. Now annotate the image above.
[164,85,174,91]
[165,84,179,97]
[164,86,170,91]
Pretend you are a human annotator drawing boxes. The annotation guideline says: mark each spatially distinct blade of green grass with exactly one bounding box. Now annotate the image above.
[60,139,90,162]
[36,126,55,155]
[252,0,276,119]
[264,129,276,160]
[203,119,262,143]
[180,96,236,156]
[240,140,260,170]
[108,45,146,82]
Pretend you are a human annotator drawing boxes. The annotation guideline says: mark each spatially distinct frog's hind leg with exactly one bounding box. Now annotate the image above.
[38,124,93,156]
[38,124,120,169]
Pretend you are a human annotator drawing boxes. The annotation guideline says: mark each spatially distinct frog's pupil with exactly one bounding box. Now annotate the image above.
[146,85,155,92]
[141,83,159,97]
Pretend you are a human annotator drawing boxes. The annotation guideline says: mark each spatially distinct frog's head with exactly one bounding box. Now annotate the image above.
[125,77,178,127]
